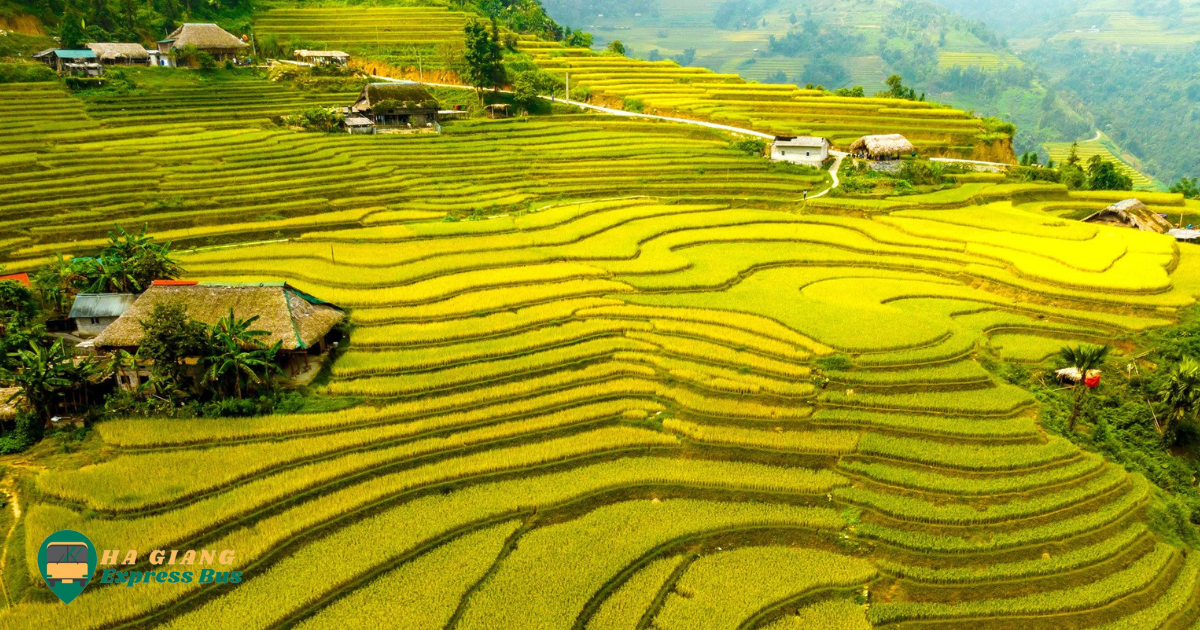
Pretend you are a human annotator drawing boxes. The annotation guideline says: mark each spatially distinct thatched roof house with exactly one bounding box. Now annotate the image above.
[158,23,247,63]
[94,282,344,353]
[850,134,915,160]
[1083,199,1172,234]
[87,43,151,64]
[352,82,439,128]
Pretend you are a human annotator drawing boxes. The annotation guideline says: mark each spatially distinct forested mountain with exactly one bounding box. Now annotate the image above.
[929,0,1200,184]
[540,0,1096,171]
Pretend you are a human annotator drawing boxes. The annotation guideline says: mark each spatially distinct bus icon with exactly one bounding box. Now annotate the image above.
[45,542,90,588]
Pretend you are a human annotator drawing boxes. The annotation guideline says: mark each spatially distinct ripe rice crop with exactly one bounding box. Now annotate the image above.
[867,543,1173,624]
[835,465,1127,524]
[812,409,1039,438]
[838,453,1106,495]
[99,373,658,447]
[294,521,519,630]
[653,547,876,630]
[663,419,859,455]
[882,524,1148,583]
[1086,552,1200,630]
[325,340,656,397]
[762,598,871,630]
[43,400,657,511]
[857,434,1078,470]
[587,556,686,630]
[857,476,1150,552]
[455,501,846,630]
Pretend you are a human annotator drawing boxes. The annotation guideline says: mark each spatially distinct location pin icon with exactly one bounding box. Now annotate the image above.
[37,530,97,604]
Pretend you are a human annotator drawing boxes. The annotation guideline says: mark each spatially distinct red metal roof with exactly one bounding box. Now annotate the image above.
[151,279,198,286]
[0,273,31,288]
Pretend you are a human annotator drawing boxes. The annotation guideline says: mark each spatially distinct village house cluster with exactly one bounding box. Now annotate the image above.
[33,22,248,76]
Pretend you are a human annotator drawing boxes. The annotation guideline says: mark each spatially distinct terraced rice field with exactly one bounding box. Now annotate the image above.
[0,78,829,262]
[244,3,1006,159]
[937,51,1022,71]
[3,72,1200,628]
[253,6,474,70]
[1044,134,1159,190]
[1047,7,1200,52]
[521,38,997,157]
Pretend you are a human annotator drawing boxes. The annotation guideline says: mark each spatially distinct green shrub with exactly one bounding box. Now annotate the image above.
[0,62,55,84]
[731,137,767,157]
[280,107,345,132]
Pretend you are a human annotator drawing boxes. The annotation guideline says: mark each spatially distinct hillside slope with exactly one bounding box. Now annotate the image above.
[929,0,1200,185]
[542,0,1089,163]
[1,70,1200,626]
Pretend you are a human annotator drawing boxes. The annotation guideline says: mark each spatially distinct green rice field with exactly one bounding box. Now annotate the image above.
[1,60,1199,629]
[1045,133,1160,190]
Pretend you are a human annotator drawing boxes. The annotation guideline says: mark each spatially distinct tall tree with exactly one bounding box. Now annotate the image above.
[462,19,504,98]
[1059,343,1111,432]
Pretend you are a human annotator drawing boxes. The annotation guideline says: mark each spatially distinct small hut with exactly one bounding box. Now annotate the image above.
[157,23,247,66]
[351,82,439,130]
[94,281,345,386]
[87,43,152,65]
[69,293,137,337]
[1082,198,1172,234]
[293,49,350,66]
[344,115,375,134]
[485,103,512,119]
[850,134,915,160]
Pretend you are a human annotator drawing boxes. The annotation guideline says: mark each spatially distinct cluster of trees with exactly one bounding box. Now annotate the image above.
[36,0,250,50]
[114,303,283,417]
[1059,144,1134,191]
[877,74,924,101]
[0,225,181,451]
[1170,177,1200,200]
[35,225,182,317]
[1027,43,1200,187]
[0,224,288,453]
[1002,320,1200,539]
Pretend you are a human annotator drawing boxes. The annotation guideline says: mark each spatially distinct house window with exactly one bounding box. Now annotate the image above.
[806,151,811,156]
[91,317,101,325]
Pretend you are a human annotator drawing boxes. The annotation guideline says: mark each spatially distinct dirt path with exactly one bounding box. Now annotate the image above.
[0,474,23,608]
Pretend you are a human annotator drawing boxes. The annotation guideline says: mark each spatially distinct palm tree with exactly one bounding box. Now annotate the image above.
[1158,358,1200,439]
[1060,344,1111,432]
[202,310,282,399]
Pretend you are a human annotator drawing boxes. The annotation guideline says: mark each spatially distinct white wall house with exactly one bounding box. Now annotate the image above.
[771,136,830,167]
